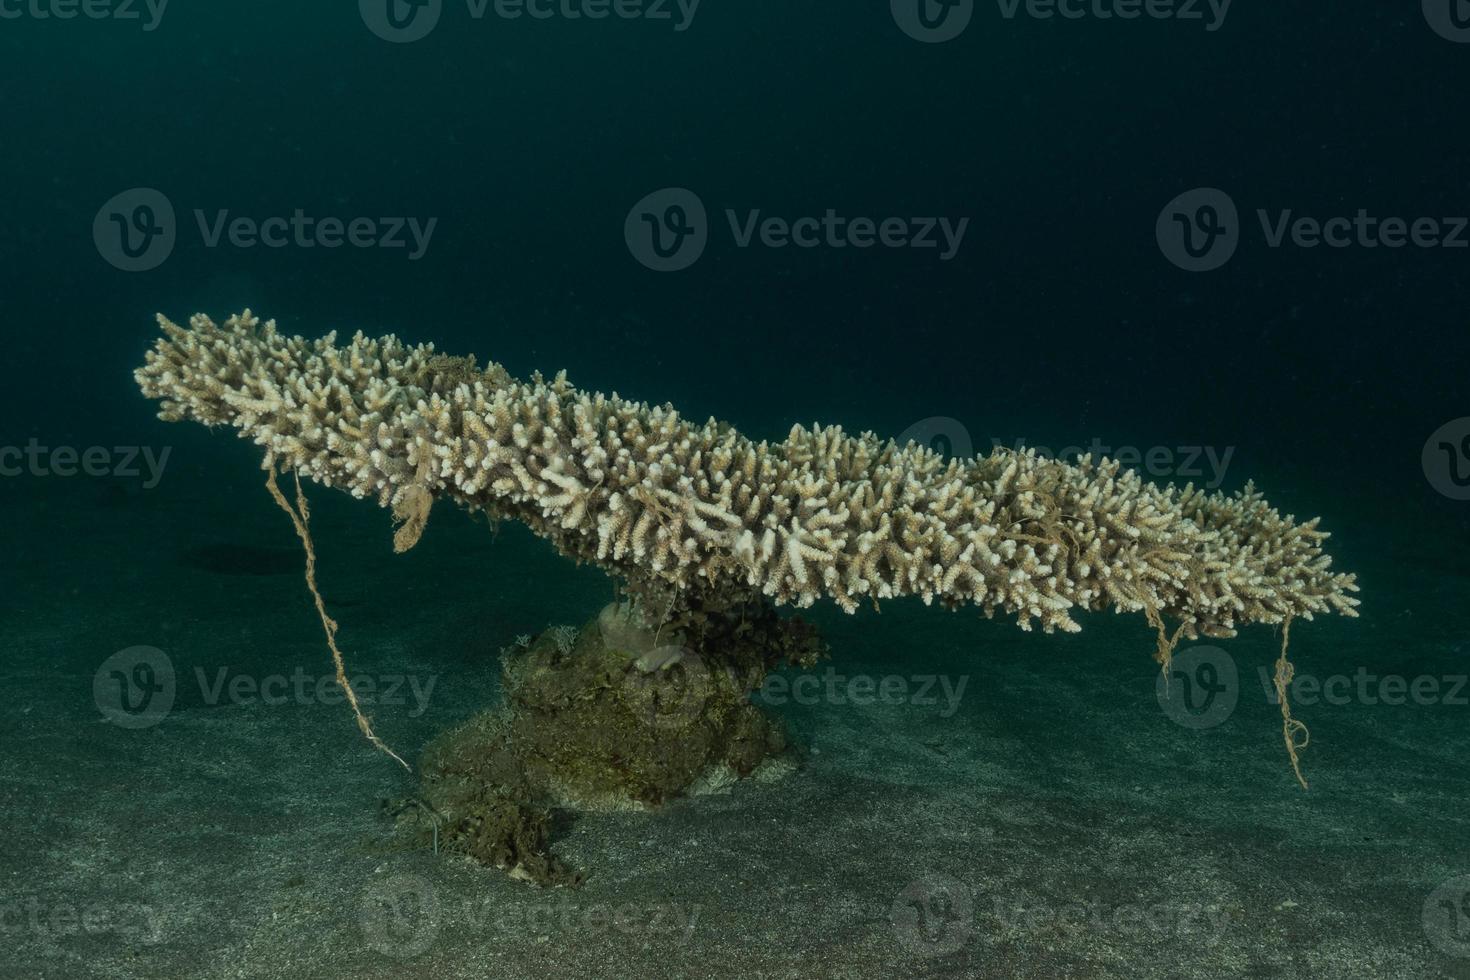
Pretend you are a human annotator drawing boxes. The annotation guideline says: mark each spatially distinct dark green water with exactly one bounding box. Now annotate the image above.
[2,3,1469,978]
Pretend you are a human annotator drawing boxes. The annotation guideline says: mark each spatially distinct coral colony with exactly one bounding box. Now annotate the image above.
[137,311,1359,884]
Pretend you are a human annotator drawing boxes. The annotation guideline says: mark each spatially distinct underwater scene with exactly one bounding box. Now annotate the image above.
[2,2,1468,978]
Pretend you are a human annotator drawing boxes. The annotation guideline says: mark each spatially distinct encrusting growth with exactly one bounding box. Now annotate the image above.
[136,311,1360,878]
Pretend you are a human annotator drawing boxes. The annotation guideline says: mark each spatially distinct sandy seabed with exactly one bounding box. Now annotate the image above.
[2,440,1467,980]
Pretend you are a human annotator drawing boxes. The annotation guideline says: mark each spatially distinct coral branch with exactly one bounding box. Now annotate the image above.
[136,310,1359,644]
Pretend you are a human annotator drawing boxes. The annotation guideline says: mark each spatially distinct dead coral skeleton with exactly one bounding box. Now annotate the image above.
[135,311,1362,785]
